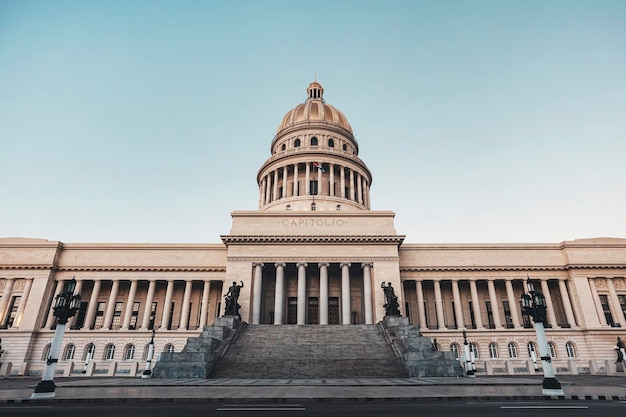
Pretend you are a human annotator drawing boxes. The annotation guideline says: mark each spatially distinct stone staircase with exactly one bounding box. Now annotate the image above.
[210,324,407,379]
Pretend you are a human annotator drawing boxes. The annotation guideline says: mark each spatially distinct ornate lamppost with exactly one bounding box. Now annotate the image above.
[615,336,625,373]
[32,278,81,399]
[520,277,564,396]
[142,328,156,378]
[462,328,475,377]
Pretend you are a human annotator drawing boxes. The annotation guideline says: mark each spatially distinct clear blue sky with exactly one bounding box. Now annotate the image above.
[1,0,625,243]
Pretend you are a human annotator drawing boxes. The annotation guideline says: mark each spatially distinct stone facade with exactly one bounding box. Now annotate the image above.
[1,82,625,378]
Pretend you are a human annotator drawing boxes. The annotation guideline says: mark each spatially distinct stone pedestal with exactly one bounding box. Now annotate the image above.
[152,317,245,378]
[380,316,463,377]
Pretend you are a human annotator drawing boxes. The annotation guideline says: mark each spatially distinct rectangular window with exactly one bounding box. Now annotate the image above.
[94,302,106,329]
[309,180,318,195]
[149,302,157,330]
[129,302,140,330]
[111,301,124,329]
[167,301,175,330]
[485,301,495,329]
[468,301,476,329]
[600,295,616,326]
[451,301,457,329]
[502,301,514,328]
[619,295,626,323]
[72,301,88,330]
[3,296,21,328]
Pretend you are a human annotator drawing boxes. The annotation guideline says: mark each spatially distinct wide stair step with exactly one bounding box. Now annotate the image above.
[210,324,407,379]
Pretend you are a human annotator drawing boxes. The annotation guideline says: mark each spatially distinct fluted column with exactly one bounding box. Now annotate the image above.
[282,166,288,198]
[179,280,193,330]
[416,279,427,329]
[265,175,272,204]
[141,280,156,330]
[357,172,363,204]
[451,279,464,329]
[469,280,483,329]
[121,280,138,330]
[45,280,63,328]
[505,278,521,328]
[319,263,329,325]
[293,164,299,196]
[272,169,279,201]
[349,169,355,201]
[103,280,119,329]
[297,263,307,324]
[199,280,211,327]
[316,164,322,195]
[433,279,445,329]
[14,278,33,328]
[341,262,351,324]
[329,164,335,196]
[540,279,558,327]
[606,278,626,327]
[274,263,286,324]
[260,177,266,207]
[558,279,577,327]
[0,278,15,325]
[84,280,101,330]
[305,163,311,195]
[160,280,175,330]
[252,263,264,324]
[487,279,502,328]
[362,263,373,324]
[340,166,346,198]
[588,278,607,326]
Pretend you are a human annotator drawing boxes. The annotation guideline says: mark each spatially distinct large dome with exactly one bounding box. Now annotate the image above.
[276,81,353,135]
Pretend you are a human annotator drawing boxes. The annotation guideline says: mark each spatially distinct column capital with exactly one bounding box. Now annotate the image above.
[361,262,373,269]
[253,262,264,268]
[340,262,351,268]
[318,262,329,268]
[275,262,286,269]
[296,262,308,268]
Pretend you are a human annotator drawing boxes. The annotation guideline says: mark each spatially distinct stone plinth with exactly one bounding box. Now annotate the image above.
[380,316,463,378]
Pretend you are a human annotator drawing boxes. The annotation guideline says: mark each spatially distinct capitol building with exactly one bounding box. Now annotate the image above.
[1,81,625,378]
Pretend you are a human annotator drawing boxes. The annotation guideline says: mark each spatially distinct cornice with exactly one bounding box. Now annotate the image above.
[400,264,626,273]
[221,235,405,245]
[56,266,226,272]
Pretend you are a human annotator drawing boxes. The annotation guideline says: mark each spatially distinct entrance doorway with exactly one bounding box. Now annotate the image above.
[329,297,340,324]
[308,297,319,324]
[287,297,297,324]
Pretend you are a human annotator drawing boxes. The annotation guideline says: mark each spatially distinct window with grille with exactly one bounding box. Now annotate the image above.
[64,344,76,360]
[508,342,518,358]
[450,343,460,360]
[104,344,116,360]
[489,343,499,359]
[124,344,135,360]
[566,342,576,358]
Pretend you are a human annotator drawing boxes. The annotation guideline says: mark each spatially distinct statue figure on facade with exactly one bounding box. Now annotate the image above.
[381,282,401,316]
[223,281,244,319]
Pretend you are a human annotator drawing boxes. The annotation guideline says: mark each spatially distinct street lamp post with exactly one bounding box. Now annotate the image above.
[32,278,81,399]
[520,277,564,396]
[142,328,156,378]
[615,336,625,373]
[462,328,475,377]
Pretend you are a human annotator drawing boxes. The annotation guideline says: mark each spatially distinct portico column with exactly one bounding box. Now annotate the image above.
[252,263,264,324]
[179,280,193,330]
[340,166,346,198]
[588,278,607,326]
[265,175,272,204]
[305,163,311,195]
[84,280,101,330]
[45,280,63,328]
[293,164,299,196]
[121,280,138,330]
[487,279,502,328]
[272,169,279,201]
[319,263,329,325]
[103,280,120,330]
[317,164,323,195]
[274,263,286,324]
[341,262,351,324]
[606,278,626,327]
[199,280,211,328]
[558,279,577,327]
[505,279,521,328]
[282,166,288,198]
[540,279,558,327]
[451,279,464,329]
[141,280,156,330]
[329,164,335,196]
[297,263,307,324]
[14,278,33,328]
[416,279,427,329]
[357,172,363,204]
[160,280,175,330]
[362,263,373,324]
[433,279,445,329]
[349,169,355,201]
[0,278,15,325]
[469,280,483,329]
[260,177,266,206]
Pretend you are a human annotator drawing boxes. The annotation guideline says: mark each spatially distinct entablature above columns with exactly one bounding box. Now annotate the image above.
[221,235,405,245]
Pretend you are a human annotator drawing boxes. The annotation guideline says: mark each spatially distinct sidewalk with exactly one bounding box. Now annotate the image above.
[1,375,625,403]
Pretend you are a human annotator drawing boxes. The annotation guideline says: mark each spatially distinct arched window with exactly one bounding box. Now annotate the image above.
[508,342,518,358]
[281,143,286,151]
[469,343,479,359]
[294,139,301,147]
[42,344,52,361]
[527,342,537,358]
[565,342,576,358]
[83,343,96,362]
[164,344,175,353]
[489,342,499,359]
[548,342,557,358]
[342,144,347,151]
[336,204,341,211]
[124,344,136,361]
[328,138,335,148]
[450,343,460,360]
[64,344,76,361]
[286,204,291,211]
[310,136,318,146]
[104,344,116,360]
